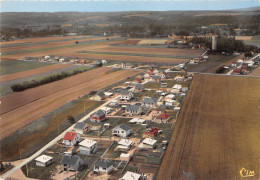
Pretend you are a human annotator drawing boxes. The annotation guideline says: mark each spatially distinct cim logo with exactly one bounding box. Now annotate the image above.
[240,168,255,178]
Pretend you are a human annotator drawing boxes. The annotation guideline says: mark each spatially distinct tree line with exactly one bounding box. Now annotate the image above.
[11,68,90,92]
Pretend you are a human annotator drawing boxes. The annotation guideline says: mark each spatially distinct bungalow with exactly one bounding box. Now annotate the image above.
[151,75,161,82]
[79,139,97,155]
[90,110,106,122]
[116,139,134,151]
[174,75,185,81]
[156,113,171,123]
[138,138,157,149]
[120,171,141,180]
[144,73,151,80]
[165,99,175,107]
[160,72,168,79]
[73,122,89,134]
[35,155,53,167]
[62,132,80,146]
[135,83,144,92]
[153,69,159,74]
[120,90,134,101]
[99,107,112,114]
[93,92,106,101]
[125,105,142,115]
[60,155,83,171]
[142,97,157,108]
[94,159,114,173]
[112,124,132,138]
[172,84,182,90]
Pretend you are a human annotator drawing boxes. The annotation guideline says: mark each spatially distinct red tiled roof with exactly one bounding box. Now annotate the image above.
[156,113,170,119]
[63,131,77,141]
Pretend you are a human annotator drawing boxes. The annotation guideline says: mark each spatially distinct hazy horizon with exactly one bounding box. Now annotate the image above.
[1,0,260,12]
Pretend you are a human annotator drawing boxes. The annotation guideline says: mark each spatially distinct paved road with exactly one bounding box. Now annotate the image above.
[0,95,120,179]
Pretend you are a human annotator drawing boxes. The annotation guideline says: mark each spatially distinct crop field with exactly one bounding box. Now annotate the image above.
[250,66,260,76]
[0,63,71,83]
[157,74,260,180]
[1,37,203,65]
[0,67,140,140]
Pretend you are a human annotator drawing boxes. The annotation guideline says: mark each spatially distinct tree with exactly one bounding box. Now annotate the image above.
[67,115,76,124]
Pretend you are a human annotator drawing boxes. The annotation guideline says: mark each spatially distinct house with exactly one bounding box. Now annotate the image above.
[104,91,114,97]
[60,155,83,171]
[174,107,181,112]
[161,83,168,88]
[116,139,134,151]
[129,118,146,124]
[94,159,114,173]
[112,124,132,138]
[120,171,141,180]
[62,132,80,146]
[125,105,142,115]
[35,155,53,167]
[145,127,161,136]
[99,107,112,114]
[138,138,157,149]
[165,99,175,107]
[79,139,97,155]
[182,87,189,93]
[90,110,106,122]
[164,94,176,101]
[109,100,118,106]
[73,122,89,134]
[93,92,105,101]
[120,90,134,101]
[160,72,168,79]
[142,97,157,108]
[144,73,151,80]
[174,75,185,81]
[151,75,161,82]
[101,59,107,64]
[156,113,171,123]
[153,69,159,74]
[135,83,144,92]
[120,153,131,161]
[172,84,182,90]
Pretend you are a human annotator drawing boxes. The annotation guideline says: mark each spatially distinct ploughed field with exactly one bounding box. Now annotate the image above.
[158,74,260,180]
[0,67,140,140]
[1,37,203,64]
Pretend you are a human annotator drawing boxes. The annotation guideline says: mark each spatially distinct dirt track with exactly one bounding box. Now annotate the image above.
[0,64,72,83]
[157,74,260,180]
[0,67,139,140]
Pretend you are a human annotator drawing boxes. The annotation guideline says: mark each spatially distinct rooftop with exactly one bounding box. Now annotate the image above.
[35,155,53,163]
[79,139,97,148]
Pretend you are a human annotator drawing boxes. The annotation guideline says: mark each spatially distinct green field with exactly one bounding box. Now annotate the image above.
[0,60,51,75]
[243,35,260,48]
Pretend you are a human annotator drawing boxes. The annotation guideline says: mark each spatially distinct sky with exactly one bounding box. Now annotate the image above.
[0,0,259,12]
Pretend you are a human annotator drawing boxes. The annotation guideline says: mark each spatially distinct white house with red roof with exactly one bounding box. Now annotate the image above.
[62,131,81,146]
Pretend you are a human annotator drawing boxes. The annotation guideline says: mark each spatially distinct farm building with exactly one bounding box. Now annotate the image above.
[135,83,144,92]
[120,171,141,180]
[155,113,171,123]
[93,92,106,101]
[79,139,97,155]
[125,105,142,115]
[112,124,132,138]
[116,139,134,151]
[139,138,157,149]
[90,110,106,122]
[60,155,84,171]
[142,97,157,108]
[62,132,80,146]
[73,121,89,134]
[35,155,53,167]
[94,159,114,173]
[120,90,134,101]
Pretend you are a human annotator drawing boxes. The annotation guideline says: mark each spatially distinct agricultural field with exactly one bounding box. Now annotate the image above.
[0,67,140,140]
[0,63,72,83]
[250,66,260,76]
[243,35,260,48]
[186,54,243,73]
[0,60,52,75]
[157,74,260,180]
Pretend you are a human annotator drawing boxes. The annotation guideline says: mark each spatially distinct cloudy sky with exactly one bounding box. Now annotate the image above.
[1,0,259,12]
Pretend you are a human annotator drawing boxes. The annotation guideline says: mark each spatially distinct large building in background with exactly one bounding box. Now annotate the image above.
[212,36,217,50]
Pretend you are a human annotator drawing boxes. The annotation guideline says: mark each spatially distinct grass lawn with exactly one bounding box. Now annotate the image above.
[0,60,51,75]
